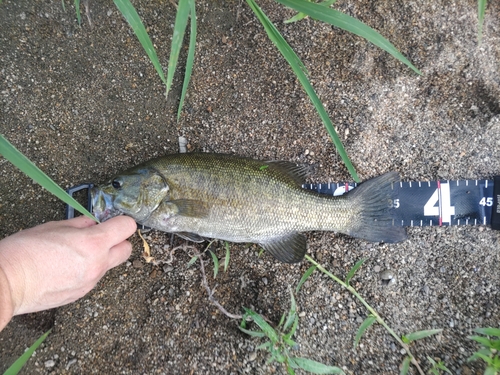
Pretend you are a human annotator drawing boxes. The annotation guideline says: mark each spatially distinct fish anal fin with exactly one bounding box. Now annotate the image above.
[175,232,205,243]
[261,232,307,263]
[169,199,209,218]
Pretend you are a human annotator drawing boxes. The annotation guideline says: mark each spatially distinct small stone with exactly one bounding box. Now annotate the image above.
[380,269,394,280]
[133,259,143,269]
[374,265,381,272]
[44,359,56,368]
[66,358,77,370]
[248,352,257,361]
[262,277,268,285]
[163,265,173,273]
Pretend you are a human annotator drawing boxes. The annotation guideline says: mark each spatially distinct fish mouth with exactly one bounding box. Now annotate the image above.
[90,187,122,222]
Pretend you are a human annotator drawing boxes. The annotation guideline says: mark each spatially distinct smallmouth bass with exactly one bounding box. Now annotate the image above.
[91,153,406,263]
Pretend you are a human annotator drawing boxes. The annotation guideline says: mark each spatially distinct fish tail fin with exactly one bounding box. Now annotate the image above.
[345,172,407,243]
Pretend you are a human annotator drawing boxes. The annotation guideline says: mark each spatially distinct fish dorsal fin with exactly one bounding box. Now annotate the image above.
[266,161,309,185]
[169,199,209,218]
[175,232,205,243]
[261,232,307,263]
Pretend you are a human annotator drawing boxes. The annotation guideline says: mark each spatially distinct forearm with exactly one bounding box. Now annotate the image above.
[0,265,15,331]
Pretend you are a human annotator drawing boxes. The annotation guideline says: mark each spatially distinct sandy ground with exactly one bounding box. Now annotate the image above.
[0,0,499,374]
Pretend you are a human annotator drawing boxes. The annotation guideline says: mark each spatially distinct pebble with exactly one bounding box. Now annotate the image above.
[163,265,174,273]
[44,359,56,368]
[248,352,257,361]
[133,259,143,269]
[66,358,77,370]
[374,265,381,273]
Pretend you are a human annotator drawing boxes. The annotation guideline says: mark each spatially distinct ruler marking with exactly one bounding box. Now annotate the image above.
[457,180,459,186]
[430,220,433,226]
[485,180,488,188]
[400,181,403,188]
[420,220,423,227]
[475,219,477,225]
[418,181,421,187]
[475,180,478,186]
[466,180,469,186]
[410,220,414,226]
[409,181,412,188]
[319,183,322,190]
[466,219,469,225]
[484,216,486,225]
[458,219,460,225]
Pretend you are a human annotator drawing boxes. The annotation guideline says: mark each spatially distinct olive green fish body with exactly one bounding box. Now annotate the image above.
[92,153,406,263]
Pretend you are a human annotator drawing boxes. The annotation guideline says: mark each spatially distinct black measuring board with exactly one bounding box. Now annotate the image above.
[303,178,497,228]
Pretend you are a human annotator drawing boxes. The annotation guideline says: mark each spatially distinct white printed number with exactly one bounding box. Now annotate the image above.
[479,197,493,207]
[391,199,400,208]
[423,183,455,223]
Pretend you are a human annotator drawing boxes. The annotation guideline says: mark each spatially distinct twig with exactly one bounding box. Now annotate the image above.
[196,250,244,320]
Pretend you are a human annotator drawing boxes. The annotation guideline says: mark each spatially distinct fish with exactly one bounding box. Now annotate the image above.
[91,153,406,263]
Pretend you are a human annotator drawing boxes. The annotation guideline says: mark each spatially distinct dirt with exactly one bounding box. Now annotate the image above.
[0,0,499,374]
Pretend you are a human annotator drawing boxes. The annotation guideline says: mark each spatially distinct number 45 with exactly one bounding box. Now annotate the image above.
[479,197,493,207]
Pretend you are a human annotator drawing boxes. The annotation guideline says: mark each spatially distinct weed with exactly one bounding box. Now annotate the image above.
[468,327,500,375]
[427,356,452,375]
[0,134,96,221]
[114,0,421,182]
[303,255,443,375]
[240,289,344,374]
[3,330,51,375]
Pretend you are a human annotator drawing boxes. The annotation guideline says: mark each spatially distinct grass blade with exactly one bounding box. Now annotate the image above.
[285,0,337,24]
[345,258,367,286]
[114,0,167,88]
[242,308,279,342]
[478,0,487,43]
[209,250,219,278]
[283,289,297,331]
[276,0,421,75]
[74,0,81,25]
[167,0,190,96]
[405,329,442,343]
[239,327,266,338]
[224,241,230,272]
[474,327,500,337]
[354,315,376,347]
[187,255,198,267]
[296,265,316,294]
[177,0,197,120]
[246,0,359,181]
[400,356,411,375]
[4,330,51,375]
[292,357,345,374]
[0,134,96,221]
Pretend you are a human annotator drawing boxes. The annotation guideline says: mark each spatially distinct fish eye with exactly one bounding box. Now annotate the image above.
[112,179,123,189]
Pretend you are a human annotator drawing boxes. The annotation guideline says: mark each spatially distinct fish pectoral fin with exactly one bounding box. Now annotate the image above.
[169,199,209,218]
[261,233,307,264]
[175,232,205,243]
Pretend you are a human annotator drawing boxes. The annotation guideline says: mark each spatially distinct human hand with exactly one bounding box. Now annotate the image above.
[0,215,136,316]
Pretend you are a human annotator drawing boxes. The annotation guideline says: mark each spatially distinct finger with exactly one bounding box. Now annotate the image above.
[106,240,133,270]
[90,215,137,247]
[65,215,98,229]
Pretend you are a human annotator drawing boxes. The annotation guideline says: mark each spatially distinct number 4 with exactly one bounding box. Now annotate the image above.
[423,183,455,223]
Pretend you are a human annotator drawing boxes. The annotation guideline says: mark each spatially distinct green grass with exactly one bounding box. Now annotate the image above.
[478,0,487,43]
[0,134,96,221]
[468,327,500,375]
[114,0,422,182]
[3,330,51,375]
[303,255,442,375]
[240,289,344,374]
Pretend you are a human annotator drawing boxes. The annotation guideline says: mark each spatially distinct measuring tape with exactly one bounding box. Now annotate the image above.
[304,176,500,230]
[66,176,500,231]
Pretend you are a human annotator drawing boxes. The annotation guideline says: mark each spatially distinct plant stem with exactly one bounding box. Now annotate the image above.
[304,255,425,375]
